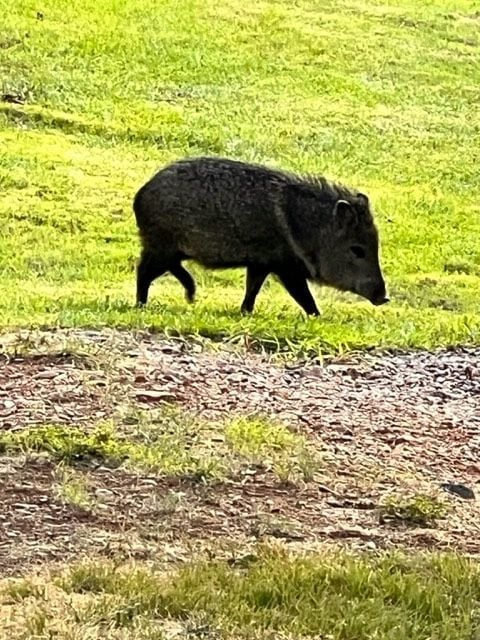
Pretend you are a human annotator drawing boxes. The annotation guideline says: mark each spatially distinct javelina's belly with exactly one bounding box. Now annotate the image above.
[176,204,289,267]
[179,227,289,267]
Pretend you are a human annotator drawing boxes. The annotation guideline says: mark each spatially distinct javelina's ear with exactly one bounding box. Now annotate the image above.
[332,199,357,231]
[356,193,369,209]
[355,193,370,215]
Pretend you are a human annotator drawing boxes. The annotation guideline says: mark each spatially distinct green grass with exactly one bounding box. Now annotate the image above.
[379,492,449,526]
[0,411,315,483]
[5,547,478,639]
[1,0,479,353]
[226,416,319,482]
[0,419,227,479]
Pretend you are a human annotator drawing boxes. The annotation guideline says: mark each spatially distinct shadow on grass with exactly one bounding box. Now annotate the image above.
[1,104,225,152]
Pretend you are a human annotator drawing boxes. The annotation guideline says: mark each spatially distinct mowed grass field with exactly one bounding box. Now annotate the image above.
[2,1,480,638]
[1,0,479,354]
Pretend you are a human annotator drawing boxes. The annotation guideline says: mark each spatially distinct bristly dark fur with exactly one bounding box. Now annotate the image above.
[301,173,361,201]
[169,156,360,203]
[132,155,387,315]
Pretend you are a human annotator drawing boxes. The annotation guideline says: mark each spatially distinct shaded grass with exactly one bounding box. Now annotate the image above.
[6,547,479,639]
[0,411,316,483]
[0,421,227,480]
[1,0,480,353]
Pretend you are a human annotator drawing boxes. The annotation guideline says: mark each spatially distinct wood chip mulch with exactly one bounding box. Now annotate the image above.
[0,330,479,576]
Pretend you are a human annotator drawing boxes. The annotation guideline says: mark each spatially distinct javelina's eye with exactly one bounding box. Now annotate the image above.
[350,245,366,259]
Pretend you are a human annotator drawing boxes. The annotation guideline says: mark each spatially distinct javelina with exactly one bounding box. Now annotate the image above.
[133,156,388,316]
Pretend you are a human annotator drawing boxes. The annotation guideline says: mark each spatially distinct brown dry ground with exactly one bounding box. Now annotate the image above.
[0,329,479,579]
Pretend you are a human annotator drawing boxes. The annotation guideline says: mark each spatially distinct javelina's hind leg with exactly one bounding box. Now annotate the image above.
[136,250,168,306]
[241,265,269,314]
[136,250,196,306]
[170,263,196,302]
[276,269,320,316]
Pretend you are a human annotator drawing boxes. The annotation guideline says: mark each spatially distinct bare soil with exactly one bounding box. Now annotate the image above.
[0,329,479,577]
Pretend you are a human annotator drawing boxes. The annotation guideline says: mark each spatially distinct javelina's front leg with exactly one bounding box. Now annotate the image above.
[241,265,269,314]
[276,268,320,316]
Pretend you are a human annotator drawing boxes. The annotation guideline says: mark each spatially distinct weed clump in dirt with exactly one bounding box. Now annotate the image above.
[379,493,449,527]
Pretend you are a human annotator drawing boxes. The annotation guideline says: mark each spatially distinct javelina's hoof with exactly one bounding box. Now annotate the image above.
[240,305,253,315]
[305,307,321,317]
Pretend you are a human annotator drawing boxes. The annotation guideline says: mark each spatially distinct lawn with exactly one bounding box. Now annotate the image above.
[1,0,479,354]
[1,1,480,638]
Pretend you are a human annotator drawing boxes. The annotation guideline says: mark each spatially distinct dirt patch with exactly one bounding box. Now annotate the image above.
[0,352,113,427]
[0,330,479,576]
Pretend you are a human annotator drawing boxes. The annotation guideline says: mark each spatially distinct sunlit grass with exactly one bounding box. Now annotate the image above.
[1,0,479,354]
[4,547,480,639]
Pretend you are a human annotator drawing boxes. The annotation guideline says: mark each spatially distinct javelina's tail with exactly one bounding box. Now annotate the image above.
[132,184,154,251]
[132,184,147,226]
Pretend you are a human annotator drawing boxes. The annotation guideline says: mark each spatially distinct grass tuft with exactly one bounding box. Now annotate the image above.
[54,466,96,511]
[379,492,449,526]
[0,421,226,479]
[226,416,320,482]
[0,410,322,484]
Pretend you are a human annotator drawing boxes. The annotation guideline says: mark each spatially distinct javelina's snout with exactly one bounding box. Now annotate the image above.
[360,278,389,306]
[371,292,389,306]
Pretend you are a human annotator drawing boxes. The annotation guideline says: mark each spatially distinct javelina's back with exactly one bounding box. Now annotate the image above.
[134,157,293,266]
[133,156,388,315]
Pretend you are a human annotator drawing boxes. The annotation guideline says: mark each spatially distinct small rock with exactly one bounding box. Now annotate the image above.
[326,499,344,508]
[440,483,475,500]
[135,389,175,402]
[95,488,114,498]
